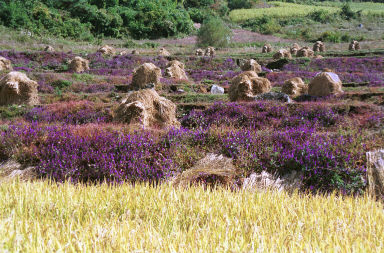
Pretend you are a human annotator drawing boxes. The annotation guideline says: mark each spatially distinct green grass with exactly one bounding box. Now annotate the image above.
[0,181,383,252]
[229,1,384,23]
[166,94,228,104]
[229,2,338,22]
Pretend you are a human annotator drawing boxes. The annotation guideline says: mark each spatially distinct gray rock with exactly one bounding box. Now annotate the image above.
[0,160,36,182]
[210,85,224,94]
[242,170,302,192]
[254,92,293,103]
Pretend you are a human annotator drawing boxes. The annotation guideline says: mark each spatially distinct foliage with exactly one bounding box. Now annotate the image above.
[0,0,194,39]
[197,17,232,48]
[183,0,214,8]
[227,0,253,10]
[340,2,361,20]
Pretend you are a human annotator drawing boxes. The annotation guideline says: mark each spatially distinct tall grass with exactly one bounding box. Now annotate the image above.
[0,181,383,252]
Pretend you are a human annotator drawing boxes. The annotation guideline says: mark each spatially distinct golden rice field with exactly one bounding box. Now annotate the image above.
[0,181,384,252]
[229,1,384,22]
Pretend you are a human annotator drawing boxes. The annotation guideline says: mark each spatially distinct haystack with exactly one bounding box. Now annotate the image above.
[349,40,360,51]
[205,47,215,56]
[290,43,300,55]
[308,72,343,97]
[98,45,116,56]
[132,49,139,55]
[172,153,238,188]
[313,41,325,52]
[68,56,90,73]
[158,48,171,57]
[115,89,179,129]
[296,47,314,58]
[273,49,292,60]
[0,71,39,106]
[164,60,188,80]
[282,77,308,97]
[119,50,128,56]
[240,59,262,73]
[262,44,272,53]
[195,48,204,56]
[313,55,324,59]
[44,45,55,52]
[0,56,13,71]
[229,71,271,101]
[131,63,162,90]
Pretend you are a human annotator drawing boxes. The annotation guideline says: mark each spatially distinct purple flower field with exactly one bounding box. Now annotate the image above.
[1,50,383,92]
[0,49,383,194]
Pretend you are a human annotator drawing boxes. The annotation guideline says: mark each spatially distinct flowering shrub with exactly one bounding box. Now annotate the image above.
[181,102,345,129]
[24,101,112,125]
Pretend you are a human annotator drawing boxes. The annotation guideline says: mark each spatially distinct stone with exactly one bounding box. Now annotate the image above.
[210,85,224,94]
[242,170,302,192]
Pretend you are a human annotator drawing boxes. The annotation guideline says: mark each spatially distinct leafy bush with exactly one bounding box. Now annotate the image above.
[227,0,253,10]
[0,0,194,40]
[184,0,214,8]
[243,16,281,35]
[187,7,215,23]
[319,31,352,43]
[340,3,361,20]
[308,9,333,23]
[197,17,232,48]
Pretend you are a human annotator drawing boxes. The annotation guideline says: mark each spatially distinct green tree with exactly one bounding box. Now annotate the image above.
[197,17,232,48]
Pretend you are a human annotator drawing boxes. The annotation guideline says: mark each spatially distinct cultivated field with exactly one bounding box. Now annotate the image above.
[0,5,384,250]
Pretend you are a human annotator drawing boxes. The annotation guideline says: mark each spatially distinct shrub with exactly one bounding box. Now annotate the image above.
[227,0,253,10]
[187,7,215,23]
[197,17,232,48]
[320,31,352,43]
[308,9,333,23]
[243,16,281,35]
[184,0,214,8]
[340,3,361,20]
